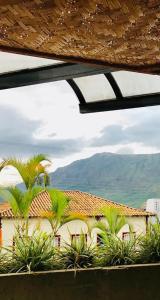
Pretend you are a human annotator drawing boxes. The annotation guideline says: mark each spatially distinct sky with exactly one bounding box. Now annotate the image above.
[0,53,160,185]
[0,79,159,186]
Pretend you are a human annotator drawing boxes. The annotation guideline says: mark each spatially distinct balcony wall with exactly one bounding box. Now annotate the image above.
[0,264,159,300]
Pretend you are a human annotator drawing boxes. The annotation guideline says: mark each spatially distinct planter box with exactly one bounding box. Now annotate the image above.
[0,263,160,300]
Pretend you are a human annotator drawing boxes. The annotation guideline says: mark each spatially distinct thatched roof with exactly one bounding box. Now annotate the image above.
[0,0,160,74]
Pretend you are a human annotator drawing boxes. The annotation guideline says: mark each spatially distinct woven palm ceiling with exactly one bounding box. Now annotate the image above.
[0,0,160,74]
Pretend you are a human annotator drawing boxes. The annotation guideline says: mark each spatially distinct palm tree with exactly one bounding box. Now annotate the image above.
[0,154,51,189]
[94,207,127,243]
[0,186,43,232]
[42,189,86,236]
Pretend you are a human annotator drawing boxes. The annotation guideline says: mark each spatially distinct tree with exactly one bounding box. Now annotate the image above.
[0,154,51,189]
[42,189,86,236]
[0,186,43,230]
[94,207,127,243]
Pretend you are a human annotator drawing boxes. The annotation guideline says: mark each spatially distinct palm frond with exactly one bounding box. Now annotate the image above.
[0,187,20,217]
[47,189,69,221]
[0,155,51,189]
[101,207,127,235]
[22,186,44,218]
[27,154,51,167]
[61,213,86,226]
[0,186,43,219]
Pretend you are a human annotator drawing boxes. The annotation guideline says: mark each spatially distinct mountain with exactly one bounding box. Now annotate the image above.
[49,153,160,208]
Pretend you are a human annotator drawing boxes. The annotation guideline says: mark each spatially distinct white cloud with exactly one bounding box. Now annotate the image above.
[0,81,160,185]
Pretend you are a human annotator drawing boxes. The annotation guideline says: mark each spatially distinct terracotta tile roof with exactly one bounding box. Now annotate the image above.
[0,190,153,219]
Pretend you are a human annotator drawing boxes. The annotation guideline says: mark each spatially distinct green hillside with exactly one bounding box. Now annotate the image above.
[51,153,160,208]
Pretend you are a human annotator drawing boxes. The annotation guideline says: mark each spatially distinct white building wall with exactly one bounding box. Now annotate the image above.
[1,216,147,248]
[118,216,147,238]
[146,199,160,221]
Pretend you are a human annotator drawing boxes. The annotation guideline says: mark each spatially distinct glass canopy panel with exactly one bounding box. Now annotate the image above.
[112,71,160,97]
[0,52,63,75]
[73,74,116,102]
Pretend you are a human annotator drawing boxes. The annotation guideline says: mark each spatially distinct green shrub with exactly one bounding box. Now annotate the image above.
[97,236,138,266]
[60,234,96,269]
[7,230,57,273]
[0,250,11,274]
[138,220,160,263]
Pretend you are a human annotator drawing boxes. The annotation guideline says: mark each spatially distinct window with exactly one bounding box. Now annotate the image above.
[95,216,102,221]
[97,234,104,246]
[154,201,159,212]
[71,234,87,243]
[122,232,136,241]
[54,235,61,248]
[12,237,15,250]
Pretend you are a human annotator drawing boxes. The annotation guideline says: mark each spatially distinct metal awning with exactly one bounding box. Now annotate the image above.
[0,52,160,113]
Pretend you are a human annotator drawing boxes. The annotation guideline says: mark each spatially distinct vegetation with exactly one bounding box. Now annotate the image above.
[98,236,138,266]
[0,186,43,219]
[93,207,137,266]
[0,154,50,189]
[94,207,127,239]
[0,251,11,274]
[0,186,44,236]
[0,215,159,273]
[0,154,160,275]
[138,220,160,263]
[59,234,96,269]
[0,222,160,273]
[7,229,57,273]
[42,189,86,236]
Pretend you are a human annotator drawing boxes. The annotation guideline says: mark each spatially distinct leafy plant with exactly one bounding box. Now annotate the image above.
[138,219,160,263]
[94,207,127,242]
[42,189,85,236]
[59,234,96,269]
[0,154,50,189]
[98,235,138,266]
[0,250,11,274]
[7,229,57,273]
[0,186,43,219]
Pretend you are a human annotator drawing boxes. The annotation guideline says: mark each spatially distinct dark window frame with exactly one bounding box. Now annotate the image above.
[122,232,136,241]
[71,233,87,243]
[54,235,61,247]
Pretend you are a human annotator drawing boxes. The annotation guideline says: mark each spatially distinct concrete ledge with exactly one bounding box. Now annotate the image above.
[0,263,160,300]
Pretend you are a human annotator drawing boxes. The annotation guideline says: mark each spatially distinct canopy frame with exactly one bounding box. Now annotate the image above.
[0,57,160,113]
